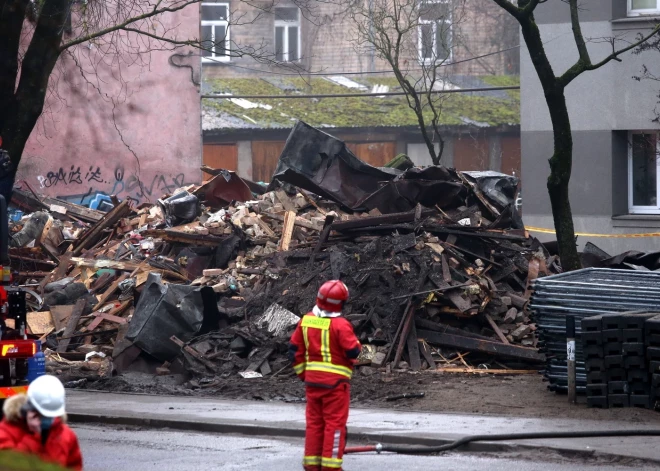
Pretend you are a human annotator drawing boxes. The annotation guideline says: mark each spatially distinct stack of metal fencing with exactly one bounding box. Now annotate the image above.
[530,268,660,394]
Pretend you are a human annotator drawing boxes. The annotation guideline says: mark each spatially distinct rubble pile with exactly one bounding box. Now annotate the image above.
[7,122,555,387]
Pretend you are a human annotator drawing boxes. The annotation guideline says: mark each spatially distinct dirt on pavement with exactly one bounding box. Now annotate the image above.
[83,371,660,424]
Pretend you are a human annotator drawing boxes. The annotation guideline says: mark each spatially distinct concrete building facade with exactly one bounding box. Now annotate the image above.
[521,1,660,253]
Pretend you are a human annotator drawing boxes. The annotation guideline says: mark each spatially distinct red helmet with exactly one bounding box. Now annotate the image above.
[316,280,349,312]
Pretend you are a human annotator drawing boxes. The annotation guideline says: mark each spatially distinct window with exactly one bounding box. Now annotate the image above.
[418,0,451,64]
[628,131,660,213]
[202,2,230,62]
[274,7,300,62]
[628,0,660,16]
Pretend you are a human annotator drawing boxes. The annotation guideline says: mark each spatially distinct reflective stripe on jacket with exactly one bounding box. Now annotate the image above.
[290,313,361,388]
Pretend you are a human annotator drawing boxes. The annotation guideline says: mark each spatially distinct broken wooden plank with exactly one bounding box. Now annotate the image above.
[93,273,129,311]
[299,189,327,216]
[141,229,226,247]
[39,254,72,293]
[12,189,104,224]
[69,257,188,282]
[170,335,216,370]
[50,305,75,332]
[309,214,335,267]
[72,200,131,256]
[441,254,451,283]
[422,225,528,241]
[274,190,297,212]
[390,282,472,300]
[433,368,537,375]
[278,210,296,252]
[406,321,422,371]
[485,313,510,345]
[57,298,87,353]
[445,290,472,313]
[245,348,275,373]
[415,318,494,341]
[393,303,415,368]
[27,311,54,336]
[262,212,320,232]
[418,340,436,370]
[255,215,277,237]
[417,330,545,363]
[95,313,128,325]
[457,172,501,217]
[332,209,435,232]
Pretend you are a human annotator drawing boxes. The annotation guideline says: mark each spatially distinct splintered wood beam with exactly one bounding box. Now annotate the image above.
[331,209,435,232]
[57,298,87,353]
[278,210,296,251]
[485,314,510,345]
[93,273,129,311]
[418,330,545,363]
[262,212,321,232]
[406,321,422,371]
[141,229,227,247]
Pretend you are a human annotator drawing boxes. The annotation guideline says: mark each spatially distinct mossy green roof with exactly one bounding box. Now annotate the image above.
[202,75,519,131]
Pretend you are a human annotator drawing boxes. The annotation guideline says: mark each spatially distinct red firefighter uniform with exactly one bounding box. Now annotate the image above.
[289,280,361,471]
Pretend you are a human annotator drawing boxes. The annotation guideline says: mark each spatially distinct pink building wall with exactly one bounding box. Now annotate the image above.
[16,5,202,206]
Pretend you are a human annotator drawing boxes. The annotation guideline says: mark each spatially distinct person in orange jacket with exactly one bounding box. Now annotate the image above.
[289,280,361,471]
[0,375,83,470]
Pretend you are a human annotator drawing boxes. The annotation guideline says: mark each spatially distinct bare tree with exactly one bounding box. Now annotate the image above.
[0,0,315,201]
[490,0,660,271]
[344,0,467,165]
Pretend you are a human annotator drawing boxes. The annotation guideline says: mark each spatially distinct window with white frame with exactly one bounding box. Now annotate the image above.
[628,131,660,213]
[628,0,660,16]
[418,0,452,64]
[201,2,230,62]
[274,7,300,62]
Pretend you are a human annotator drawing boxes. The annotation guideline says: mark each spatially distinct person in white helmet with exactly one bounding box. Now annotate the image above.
[0,375,82,470]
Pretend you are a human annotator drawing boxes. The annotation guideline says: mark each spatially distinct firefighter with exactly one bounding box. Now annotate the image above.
[0,375,83,470]
[289,280,361,471]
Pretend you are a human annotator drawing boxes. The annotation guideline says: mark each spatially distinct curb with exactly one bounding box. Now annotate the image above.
[67,412,660,464]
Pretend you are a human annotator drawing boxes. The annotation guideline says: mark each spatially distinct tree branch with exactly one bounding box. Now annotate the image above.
[489,0,522,19]
[520,0,543,16]
[559,24,660,87]
[568,0,590,64]
[59,0,201,51]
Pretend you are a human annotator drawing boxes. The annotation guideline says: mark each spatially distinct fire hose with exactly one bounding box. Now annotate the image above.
[344,429,660,455]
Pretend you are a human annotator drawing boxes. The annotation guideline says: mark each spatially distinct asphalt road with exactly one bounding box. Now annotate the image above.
[74,424,658,471]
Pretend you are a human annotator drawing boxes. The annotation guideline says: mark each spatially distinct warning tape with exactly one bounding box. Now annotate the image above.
[526,226,660,238]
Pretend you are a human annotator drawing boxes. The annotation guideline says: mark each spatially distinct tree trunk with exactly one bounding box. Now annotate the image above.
[544,86,581,271]
[0,0,69,201]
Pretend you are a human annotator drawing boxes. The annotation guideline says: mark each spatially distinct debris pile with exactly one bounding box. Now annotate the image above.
[8,121,553,387]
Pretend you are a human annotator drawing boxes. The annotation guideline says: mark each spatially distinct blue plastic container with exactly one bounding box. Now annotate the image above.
[27,340,46,383]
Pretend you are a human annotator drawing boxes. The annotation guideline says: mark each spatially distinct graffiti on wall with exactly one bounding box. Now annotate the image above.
[37,166,105,188]
[37,165,194,207]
